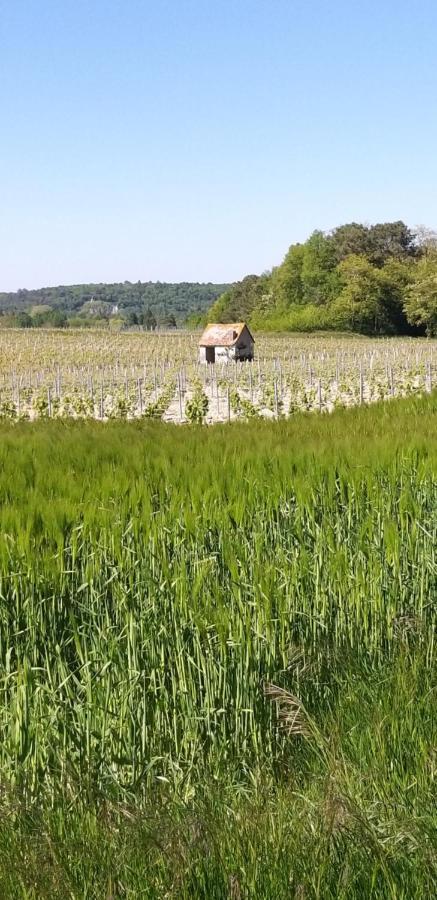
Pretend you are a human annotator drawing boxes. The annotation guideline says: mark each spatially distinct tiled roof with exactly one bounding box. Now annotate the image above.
[199,323,253,347]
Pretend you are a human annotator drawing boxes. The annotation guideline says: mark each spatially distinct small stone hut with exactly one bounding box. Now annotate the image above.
[199,323,255,364]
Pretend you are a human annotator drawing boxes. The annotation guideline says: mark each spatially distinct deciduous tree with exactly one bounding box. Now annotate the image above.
[404,253,437,335]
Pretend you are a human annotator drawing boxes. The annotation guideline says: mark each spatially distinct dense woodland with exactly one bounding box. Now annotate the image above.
[0,281,229,329]
[206,222,437,335]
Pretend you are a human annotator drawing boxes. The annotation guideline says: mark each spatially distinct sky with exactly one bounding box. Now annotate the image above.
[1,0,437,291]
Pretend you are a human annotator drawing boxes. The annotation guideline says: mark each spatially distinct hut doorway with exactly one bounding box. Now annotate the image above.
[205,346,215,363]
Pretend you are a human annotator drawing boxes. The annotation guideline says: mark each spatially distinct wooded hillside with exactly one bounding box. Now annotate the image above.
[0,281,230,327]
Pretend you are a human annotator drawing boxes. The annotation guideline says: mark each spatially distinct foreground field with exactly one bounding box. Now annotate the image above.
[0,394,435,897]
[0,328,435,422]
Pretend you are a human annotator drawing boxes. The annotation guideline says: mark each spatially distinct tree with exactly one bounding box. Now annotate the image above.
[366,221,417,267]
[34,309,67,328]
[404,252,437,335]
[377,259,414,334]
[198,220,435,335]
[329,221,417,267]
[142,307,157,330]
[301,231,339,305]
[271,244,305,307]
[414,226,437,256]
[15,312,33,328]
[80,299,112,318]
[208,275,271,323]
[329,222,371,262]
[332,255,386,333]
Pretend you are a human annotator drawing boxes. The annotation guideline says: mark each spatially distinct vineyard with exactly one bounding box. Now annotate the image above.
[0,329,435,423]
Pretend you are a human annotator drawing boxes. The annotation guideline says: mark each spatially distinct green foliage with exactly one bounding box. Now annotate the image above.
[364,220,418,265]
[15,311,33,328]
[404,250,437,335]
[0,399,17,418]
[251,303,339,332]
[210,221,426,335]
[229,387,259,418]
[142,306,157,330]
[301,229,340,304]
[328,221,371,260]
[378,257,416,332]
[33,308,68,328]
[0,394,435,895]
[271,243,305,307]
[142,382,175,418]
[330,220,417,266]
[79,299,112,318]
[0,281,231,327]
[332,255,387,333]
[208,274,270,324]
[0,308,68,329]
[185,381,209,422]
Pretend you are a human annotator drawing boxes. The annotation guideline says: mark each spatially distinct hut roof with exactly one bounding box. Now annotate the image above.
[199,323,254,347]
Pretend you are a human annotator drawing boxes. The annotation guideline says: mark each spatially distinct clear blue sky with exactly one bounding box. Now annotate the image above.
[1,0,437,291]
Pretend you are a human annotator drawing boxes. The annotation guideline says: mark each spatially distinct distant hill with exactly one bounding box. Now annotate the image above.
[0,281,231,325]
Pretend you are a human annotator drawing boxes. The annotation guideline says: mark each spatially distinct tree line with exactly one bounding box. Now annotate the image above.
[0,306,177,331]
[206,222,437,335]
[0,281,230,329]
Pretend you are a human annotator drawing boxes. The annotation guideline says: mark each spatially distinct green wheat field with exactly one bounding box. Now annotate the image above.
[0,394,435,898]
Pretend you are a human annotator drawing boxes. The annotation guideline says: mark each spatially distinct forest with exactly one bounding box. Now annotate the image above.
[206,221,437,335]
[0,280,229,328]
